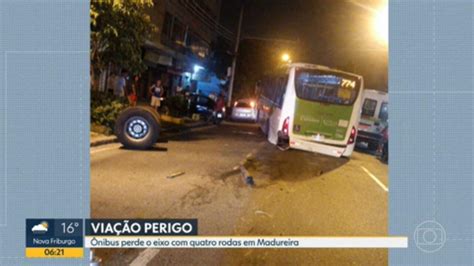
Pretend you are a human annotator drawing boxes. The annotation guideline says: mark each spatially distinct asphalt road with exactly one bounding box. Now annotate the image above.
[91,122,388,265]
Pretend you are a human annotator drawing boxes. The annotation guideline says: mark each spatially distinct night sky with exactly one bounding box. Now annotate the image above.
[220,0,388,91]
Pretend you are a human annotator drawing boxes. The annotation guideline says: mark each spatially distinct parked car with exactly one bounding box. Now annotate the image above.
[187,93,216,120]
[231,99,257,122]
[356,89,388,151]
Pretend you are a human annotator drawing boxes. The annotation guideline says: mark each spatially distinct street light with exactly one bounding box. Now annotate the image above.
[374,5,388,44]
[281,53,291,62]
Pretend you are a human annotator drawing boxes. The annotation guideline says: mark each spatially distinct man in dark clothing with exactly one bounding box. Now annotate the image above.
[214,92,226,112]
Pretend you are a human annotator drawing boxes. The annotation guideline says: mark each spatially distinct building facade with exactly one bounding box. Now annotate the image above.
[138,0,224,99]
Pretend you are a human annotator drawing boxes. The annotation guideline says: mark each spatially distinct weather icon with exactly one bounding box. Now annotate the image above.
[31,221,49,233]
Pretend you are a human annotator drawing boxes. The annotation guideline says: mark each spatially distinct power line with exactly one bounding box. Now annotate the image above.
[184,0,234,36]
[182,1,235,40]
[166,1,233,43]
[167,0,236,42]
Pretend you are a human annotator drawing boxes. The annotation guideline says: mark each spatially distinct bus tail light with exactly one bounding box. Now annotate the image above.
[348,126,357,144]
[282,117,290,135]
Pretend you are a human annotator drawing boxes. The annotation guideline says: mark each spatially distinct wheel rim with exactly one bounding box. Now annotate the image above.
[125,116,150,140]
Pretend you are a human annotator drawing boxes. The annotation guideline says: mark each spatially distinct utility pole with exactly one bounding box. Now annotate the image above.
[227,2,244,107]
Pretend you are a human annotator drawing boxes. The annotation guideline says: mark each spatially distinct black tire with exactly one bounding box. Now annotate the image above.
[277,137,290,151]
[115,107,160,150]
[381,142,388,162]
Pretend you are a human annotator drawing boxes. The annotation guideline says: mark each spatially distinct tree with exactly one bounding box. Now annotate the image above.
[90,0,156,80]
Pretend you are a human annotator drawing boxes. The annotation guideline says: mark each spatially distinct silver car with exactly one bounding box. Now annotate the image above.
[231,99,257,122]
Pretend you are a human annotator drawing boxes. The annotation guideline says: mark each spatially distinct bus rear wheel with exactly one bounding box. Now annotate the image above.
[276,132,290,151]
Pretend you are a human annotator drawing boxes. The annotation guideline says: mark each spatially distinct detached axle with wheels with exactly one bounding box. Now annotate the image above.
[115,106,161,149]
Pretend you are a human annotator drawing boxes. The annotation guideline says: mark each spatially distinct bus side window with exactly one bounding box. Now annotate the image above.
[269,77,277,103]
[261,77,272,100]
[276,76,288,107]
[263,76,277,104]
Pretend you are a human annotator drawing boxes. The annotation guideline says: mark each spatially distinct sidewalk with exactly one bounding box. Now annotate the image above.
[90,118,208,147]
[90,132,117,147]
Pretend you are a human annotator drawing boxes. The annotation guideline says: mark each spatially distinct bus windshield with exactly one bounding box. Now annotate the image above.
[295,69,361,105]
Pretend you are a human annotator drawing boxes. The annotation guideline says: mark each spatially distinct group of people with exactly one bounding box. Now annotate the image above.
[107,70,165,109]
[107,70,138,107]
[106,71,225,115]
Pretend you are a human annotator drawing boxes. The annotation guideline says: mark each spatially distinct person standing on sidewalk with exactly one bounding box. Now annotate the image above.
[115,70,128,98]
[107,72,116,95]
[149,79,164,110]
[127,75,139,107]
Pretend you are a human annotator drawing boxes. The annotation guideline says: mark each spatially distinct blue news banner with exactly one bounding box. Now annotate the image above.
[26,218,406,252]
[25,219,198,258]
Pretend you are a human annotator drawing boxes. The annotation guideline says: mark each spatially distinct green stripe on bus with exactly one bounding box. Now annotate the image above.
[293,98,354,141]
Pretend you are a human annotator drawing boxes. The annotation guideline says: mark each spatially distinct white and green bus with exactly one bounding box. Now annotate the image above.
[256,63,364,157]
